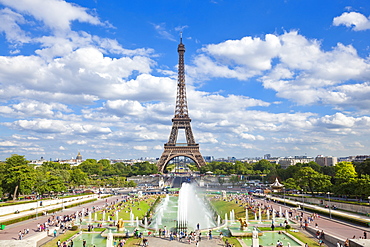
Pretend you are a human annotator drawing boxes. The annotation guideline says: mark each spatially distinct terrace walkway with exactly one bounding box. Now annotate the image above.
[256,195,370,246]
[137,236,229,247]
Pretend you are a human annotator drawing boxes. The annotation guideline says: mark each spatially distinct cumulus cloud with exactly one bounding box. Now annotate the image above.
[333,12,370,31]
[0,7,30,44]
[0,0,103,31]
[192,31,370,109]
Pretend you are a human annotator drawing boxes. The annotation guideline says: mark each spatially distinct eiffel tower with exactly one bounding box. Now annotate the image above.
[157,36,206,173]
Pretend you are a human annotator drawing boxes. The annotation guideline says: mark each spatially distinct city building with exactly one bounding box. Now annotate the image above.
[277,156,314,169]
[315,155,338,166]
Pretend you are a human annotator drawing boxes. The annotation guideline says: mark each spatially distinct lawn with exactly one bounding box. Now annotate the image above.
[288,230,321,247]
[94,195,160,221]
[41,230,77,247]
[210,198,246,220]
[223,237,242,247]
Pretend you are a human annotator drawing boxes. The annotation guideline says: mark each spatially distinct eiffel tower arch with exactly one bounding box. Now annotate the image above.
[157,36,206,173]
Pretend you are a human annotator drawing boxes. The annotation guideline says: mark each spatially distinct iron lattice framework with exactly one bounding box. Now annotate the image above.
[157,38,206,173]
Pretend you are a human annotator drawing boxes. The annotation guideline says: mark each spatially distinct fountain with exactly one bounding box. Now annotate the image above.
[130,211,134,226]
[258,207,262,223]
[75,213,79,225]
[144,217,148,228]
[102,211,106,223]
[88,212,92,224]
[230,209,235,222]
[176,183,216,232]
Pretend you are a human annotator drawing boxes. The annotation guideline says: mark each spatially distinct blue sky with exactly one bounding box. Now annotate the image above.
[0,0,370,161]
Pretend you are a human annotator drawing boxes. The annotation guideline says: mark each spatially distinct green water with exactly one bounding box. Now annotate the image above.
[73,233,107,247]
[242,232,301,246]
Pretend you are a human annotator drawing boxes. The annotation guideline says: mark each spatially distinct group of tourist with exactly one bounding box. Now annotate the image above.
[56,238,73,247]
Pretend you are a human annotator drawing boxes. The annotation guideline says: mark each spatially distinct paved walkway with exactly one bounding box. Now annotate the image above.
[256,196,370,246]
[2,194,370,247]
[139,237,226,247]
[0,195,120,244]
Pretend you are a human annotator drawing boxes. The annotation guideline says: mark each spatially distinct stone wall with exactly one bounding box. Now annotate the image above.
[286,196,370,215]
[306,225,344,247]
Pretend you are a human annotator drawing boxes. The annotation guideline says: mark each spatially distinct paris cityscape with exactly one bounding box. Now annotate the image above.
[1,0,370,247]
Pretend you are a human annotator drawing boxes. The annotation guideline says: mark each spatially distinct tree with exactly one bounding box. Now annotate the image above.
[283,178,301,190]
[218,177,225,186]
[355,159,370,176]
[334,162,357,183]
[69,168,88,188]
[2,155,36,200]
[294,167,332,195]
[229,175,240,186]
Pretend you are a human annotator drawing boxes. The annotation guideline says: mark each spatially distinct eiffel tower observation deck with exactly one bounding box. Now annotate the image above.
[157,36,206,173]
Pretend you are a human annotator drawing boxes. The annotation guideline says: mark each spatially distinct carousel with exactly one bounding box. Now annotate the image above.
[270,177,284,192]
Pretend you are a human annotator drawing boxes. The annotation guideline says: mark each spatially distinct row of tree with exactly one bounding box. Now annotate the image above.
[0,155,158,200]
[199,159,370,198]
[2,153,370,200]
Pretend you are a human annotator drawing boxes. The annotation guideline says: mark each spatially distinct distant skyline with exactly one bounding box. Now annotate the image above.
[0,0,370,161]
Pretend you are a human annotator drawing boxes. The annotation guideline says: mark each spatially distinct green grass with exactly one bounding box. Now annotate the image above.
[210,199,246,219]
[92,196,159,222]
[40,230,77,247]
[124,237,142,246]
[288,230,321,247]
[223,237,242,247]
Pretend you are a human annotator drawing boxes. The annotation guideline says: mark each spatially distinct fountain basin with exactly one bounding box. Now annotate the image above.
[242,231,302,246]
[228,226,263,237]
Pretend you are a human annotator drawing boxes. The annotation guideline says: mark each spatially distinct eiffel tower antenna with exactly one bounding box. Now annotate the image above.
[157,36,206,173]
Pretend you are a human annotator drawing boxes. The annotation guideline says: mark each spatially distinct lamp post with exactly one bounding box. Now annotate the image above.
[327,192,332,219]
[283,186,286,206]
[62,191,64,211]
[301,190,304,211]
[36,193,39,220]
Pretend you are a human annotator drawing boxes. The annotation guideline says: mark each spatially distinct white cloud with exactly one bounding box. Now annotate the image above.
[0,140,17,146]
[0,0,103,31]
[192,31,370,109]
[0,100,71,118]
[66,140,87,145]
[333,12,370,31]
[5,119,112,135]
[0,7,30,44]
[133,146,148,151]
[151,23,176,41]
